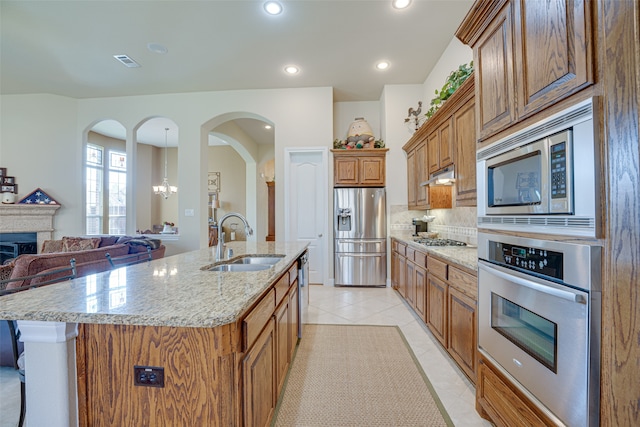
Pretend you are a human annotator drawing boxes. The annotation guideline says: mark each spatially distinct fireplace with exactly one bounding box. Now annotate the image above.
[0,233,37,264]
[0,204,60,256]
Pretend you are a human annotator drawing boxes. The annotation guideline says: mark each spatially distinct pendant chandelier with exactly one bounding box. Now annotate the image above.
[153,127,178,199]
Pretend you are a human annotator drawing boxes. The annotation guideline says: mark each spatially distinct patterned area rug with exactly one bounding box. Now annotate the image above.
[272,324,454,427]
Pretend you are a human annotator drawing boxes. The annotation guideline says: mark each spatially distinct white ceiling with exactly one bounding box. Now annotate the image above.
[1,0,473,145]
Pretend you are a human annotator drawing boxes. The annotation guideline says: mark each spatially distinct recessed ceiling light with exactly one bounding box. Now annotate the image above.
[284,65,299,75]
[264,1,283,15]
[264,125,272,130]
[376,61,390,70]
[147,43,168,54]
[392,0,411,9]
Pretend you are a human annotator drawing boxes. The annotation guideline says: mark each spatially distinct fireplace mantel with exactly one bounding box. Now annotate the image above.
[0,204,60,252]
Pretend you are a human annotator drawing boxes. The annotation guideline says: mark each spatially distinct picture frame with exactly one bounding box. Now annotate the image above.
[0,168,6,177]
[208,172,220,194]
[2,176,15,185]
[1,184,17,193]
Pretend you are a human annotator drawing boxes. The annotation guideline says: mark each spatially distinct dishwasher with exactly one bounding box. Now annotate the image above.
[297,251,309,338]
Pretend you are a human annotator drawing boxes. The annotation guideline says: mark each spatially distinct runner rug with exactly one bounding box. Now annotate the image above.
[272,324,454,426]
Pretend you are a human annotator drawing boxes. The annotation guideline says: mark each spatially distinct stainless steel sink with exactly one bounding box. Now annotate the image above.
[231,255,285,265]
[209,263,272,272]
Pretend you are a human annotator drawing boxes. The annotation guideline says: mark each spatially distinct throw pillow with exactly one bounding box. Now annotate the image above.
[41,239,64,253]
[98,236,120,247]
[62,236,101,252]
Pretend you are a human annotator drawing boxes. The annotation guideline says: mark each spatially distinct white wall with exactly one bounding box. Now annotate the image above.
[333,101,381,142]
[0,87,333,255]
[422,38,473,111]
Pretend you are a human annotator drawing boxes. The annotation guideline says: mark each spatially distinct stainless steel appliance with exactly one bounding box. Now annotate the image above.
[297,251,309,338]
[478,232,601,427]
[334,187,386,287]
[477,97,599,237]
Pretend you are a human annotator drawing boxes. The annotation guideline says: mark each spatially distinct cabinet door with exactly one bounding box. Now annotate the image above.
[334,157,359,186]
[454,97,477,206]
[406,260,416,308]
[448,286,477,383]
[475,1,516,140]
[275,300,290,395]
[391,250,399,290]
[427,129,440,174]
[426,274,447,347]
[414,264,427,321]
[415,142,429,207]
[406,150,417,209]
[243,318,276,427]
[513,0,593,119]
[359,157,385,186]
[438,119,453,169]
[398,254,407,298]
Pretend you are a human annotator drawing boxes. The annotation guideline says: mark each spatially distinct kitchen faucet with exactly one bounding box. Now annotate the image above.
[216,212,253,261]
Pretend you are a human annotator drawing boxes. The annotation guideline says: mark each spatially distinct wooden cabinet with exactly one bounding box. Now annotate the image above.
[426,257,448,347]
[406,149,417,208]
[243,317,276,427]
[456,0,594,142]
[476,354,556,427]
[415,142,429,206]
[427,118,454,174]
[274,298,290,395]
[453,93,477,206]
[391,239,478,385]
[404,140,452,210]
[332,149,388,187]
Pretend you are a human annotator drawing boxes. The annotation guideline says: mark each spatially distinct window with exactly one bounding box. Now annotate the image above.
[86,144,127,235]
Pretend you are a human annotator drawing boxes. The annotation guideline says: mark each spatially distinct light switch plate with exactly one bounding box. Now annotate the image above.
[185,209,194,216]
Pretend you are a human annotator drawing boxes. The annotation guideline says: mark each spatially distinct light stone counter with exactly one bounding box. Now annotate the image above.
[390,232,478,272]
[0,240,308,328]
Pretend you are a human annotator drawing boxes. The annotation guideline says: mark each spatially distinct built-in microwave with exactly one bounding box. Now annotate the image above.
[477,98,600,237]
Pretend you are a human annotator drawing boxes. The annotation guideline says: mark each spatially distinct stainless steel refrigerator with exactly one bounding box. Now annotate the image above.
[334,187,387,287]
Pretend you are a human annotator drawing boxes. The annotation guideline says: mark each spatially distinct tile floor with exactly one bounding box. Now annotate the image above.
[0,285,492,427]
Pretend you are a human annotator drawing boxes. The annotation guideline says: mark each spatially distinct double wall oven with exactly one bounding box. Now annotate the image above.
[478,233,601,426]
[476,98,602,426]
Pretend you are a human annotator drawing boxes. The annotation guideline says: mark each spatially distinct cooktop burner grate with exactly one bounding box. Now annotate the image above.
[414,238,467,247]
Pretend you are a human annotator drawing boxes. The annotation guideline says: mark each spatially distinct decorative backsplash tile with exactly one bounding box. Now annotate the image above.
[389,205,478,245]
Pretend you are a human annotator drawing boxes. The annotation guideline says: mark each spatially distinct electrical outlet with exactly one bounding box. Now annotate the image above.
[134,366,164,388]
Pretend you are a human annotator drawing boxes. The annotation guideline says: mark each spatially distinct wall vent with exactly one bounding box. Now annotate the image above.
[478,216,596,237]
[113,54,140,68]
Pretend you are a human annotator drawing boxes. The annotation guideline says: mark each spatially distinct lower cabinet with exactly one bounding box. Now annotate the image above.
[243,318,276,427]
[476,354,555,427]
[390,238,477,384]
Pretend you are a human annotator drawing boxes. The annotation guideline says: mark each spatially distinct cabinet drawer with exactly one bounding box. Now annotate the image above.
[396,242,406,257]
[449,266,477,299]
[428,257,448,280]
[275,273,290,308]
[243,289,275,351]
[288,263,297,286]
[406,247,416,263]
[414,250,427,268]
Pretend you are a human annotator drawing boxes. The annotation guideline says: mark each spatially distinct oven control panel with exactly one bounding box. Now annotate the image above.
[488,240,563,280]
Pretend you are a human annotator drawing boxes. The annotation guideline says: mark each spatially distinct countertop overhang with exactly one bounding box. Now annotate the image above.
[0,241,308,328]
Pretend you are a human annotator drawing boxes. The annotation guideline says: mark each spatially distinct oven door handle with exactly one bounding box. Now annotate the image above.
[478,261,587,304]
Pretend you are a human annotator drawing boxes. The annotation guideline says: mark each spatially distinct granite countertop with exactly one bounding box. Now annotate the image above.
[390,232,478,272]
[0,241,308,328]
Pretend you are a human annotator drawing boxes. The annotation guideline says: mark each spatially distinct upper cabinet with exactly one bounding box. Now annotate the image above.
[332,148,388,187]
[456,0,594,142]
[403,73,476,209]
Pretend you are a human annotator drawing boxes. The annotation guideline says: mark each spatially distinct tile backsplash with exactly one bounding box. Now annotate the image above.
[390,205,477,246]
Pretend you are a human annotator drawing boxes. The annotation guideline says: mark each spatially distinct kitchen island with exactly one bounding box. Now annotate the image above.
[0,241,308,427]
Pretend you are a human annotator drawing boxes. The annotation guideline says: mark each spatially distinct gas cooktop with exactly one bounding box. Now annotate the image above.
[413,238,467,247]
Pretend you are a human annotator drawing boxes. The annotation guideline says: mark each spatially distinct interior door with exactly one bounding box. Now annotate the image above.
[285,148,327,285]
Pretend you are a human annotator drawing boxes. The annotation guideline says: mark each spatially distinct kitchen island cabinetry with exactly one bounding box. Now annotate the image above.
[456,0,594,143]
[390,238,477,384]
[332,148,388,187]
[0,241,308,427]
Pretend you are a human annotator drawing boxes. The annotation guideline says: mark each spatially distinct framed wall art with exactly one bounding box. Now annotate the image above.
[0,168,6,177]
[2,176,15,185]
[208,172,220,194]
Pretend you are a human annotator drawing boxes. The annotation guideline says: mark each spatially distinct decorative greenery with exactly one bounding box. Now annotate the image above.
[425,61,474,120]
[333,138,385,149]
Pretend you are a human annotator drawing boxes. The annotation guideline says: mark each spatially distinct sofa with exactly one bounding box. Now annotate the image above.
[0,235,165,365]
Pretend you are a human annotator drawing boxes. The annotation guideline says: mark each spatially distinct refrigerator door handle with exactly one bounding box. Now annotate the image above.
[336,253,385,257]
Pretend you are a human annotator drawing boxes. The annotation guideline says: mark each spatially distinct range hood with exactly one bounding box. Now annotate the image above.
[420,166,456,186]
